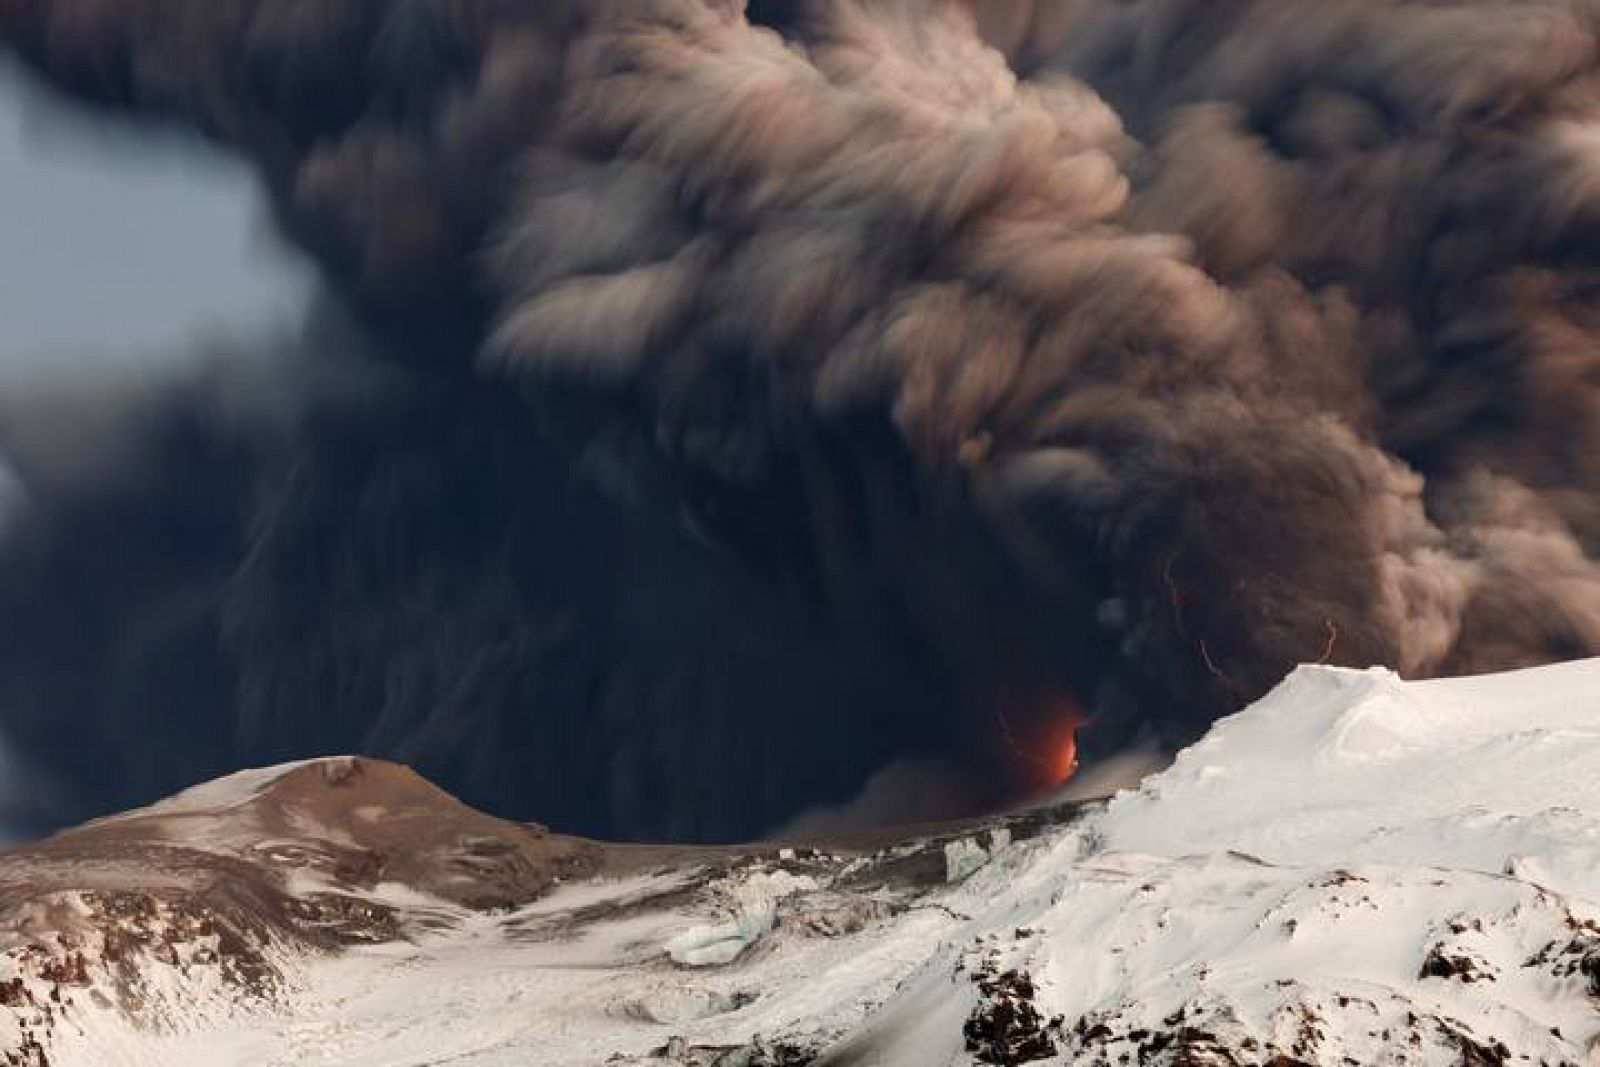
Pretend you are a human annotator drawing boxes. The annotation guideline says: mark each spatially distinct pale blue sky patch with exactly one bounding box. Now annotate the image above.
[0,58,312,372]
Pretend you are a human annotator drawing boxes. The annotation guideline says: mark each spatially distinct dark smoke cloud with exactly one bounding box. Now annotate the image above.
[0,0,1596,840]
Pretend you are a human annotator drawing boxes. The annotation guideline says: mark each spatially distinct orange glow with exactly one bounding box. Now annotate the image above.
[1047,722,1079,786]
[995,697,1083,791]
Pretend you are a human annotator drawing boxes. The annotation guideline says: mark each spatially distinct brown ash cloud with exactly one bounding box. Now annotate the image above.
[0,0,1596,839]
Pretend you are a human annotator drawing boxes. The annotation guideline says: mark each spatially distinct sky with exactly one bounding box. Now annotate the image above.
[0,59,312,839]
[0,58,312,380]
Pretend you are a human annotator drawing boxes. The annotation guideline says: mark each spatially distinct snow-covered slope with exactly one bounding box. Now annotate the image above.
[830,661,1600,1066]
[3,660,1599,1066]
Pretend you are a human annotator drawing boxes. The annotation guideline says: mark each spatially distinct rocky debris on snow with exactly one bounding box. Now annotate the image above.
[962,963,1061,1065]
[645,1034,816,1065]
[625,987,758,1026]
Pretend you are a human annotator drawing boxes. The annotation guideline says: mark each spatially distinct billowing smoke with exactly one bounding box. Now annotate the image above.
[0,0,1597,841]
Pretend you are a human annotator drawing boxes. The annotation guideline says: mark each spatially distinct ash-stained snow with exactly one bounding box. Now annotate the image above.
[4,659,1600,1066]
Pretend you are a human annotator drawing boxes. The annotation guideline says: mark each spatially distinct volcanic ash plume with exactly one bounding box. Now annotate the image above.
[0,0,1597,839]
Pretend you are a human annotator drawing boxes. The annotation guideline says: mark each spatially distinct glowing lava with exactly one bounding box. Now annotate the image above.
[1047,722,1080,786]
[995,697,1083,791]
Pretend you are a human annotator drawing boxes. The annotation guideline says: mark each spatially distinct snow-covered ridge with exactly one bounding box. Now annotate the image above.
[2,659,1598,1065]
[831,660,1600,1064]
[1109,661,1600,888]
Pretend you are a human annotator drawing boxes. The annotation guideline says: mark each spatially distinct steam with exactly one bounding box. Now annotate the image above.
[0,0,1596,840]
